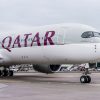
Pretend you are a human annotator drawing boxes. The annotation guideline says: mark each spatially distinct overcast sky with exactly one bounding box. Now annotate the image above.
[0,0,100,30]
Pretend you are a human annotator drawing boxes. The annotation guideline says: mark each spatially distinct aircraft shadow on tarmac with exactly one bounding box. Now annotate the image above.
[0,73,80,84]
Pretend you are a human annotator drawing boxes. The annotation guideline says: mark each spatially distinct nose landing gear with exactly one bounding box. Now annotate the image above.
[80,67,91,83]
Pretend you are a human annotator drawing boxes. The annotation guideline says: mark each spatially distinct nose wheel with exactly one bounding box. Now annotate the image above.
[80,75,91,83]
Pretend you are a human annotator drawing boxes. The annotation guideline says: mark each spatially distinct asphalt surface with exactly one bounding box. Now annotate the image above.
[0,72,100,100]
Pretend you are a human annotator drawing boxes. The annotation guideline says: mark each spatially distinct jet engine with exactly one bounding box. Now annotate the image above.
[33,65,60,74]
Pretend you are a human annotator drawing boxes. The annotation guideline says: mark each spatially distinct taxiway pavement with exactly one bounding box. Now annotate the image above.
[0,72,100,100]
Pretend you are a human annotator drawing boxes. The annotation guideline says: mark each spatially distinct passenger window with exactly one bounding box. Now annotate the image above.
[81,31,94,38]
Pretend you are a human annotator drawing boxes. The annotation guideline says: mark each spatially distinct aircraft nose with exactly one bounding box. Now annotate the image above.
[93,37,100,42]
[88,37,100,43]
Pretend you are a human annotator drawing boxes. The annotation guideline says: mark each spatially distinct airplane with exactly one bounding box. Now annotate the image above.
[0,23,100,83]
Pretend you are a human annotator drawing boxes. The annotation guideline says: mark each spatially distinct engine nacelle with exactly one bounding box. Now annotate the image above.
[33,64,60,74]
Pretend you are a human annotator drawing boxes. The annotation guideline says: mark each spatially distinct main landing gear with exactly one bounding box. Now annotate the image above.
[0,68,14,77]
[80,67,91,83]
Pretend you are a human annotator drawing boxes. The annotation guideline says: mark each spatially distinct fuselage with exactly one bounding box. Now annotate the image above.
[0,23,100,65]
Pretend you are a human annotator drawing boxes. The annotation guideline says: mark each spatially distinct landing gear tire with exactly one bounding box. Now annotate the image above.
[86,75,91,83]
[80,75,91,83]
[2,70,9,77]
[80,76,87,83]
[9,70,14,76]
[0,69,14,77]
[0,70,2,76]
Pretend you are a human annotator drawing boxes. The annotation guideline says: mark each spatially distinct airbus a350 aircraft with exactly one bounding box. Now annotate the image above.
[0,23,100,83]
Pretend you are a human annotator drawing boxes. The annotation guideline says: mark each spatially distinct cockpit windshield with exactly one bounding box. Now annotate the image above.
[81,31,100,38]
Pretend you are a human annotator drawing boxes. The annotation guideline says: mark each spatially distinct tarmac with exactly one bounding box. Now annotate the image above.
[0,72,100,100]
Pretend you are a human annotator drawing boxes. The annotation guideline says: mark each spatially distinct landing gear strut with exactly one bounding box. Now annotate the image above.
[80,65,91,83]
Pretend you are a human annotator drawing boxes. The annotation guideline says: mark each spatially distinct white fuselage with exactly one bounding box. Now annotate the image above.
[0,23,100,65]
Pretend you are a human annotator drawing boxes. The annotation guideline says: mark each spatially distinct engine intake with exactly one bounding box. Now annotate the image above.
[33,64,60,74]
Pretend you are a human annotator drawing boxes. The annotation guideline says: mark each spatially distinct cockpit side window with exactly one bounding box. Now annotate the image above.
[93,32,100,37]
[81,31,94,38]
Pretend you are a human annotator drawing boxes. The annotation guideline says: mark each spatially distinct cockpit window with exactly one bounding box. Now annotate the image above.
[81,31,94,38]
[93,32,100,37]
[81,31,100,38]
